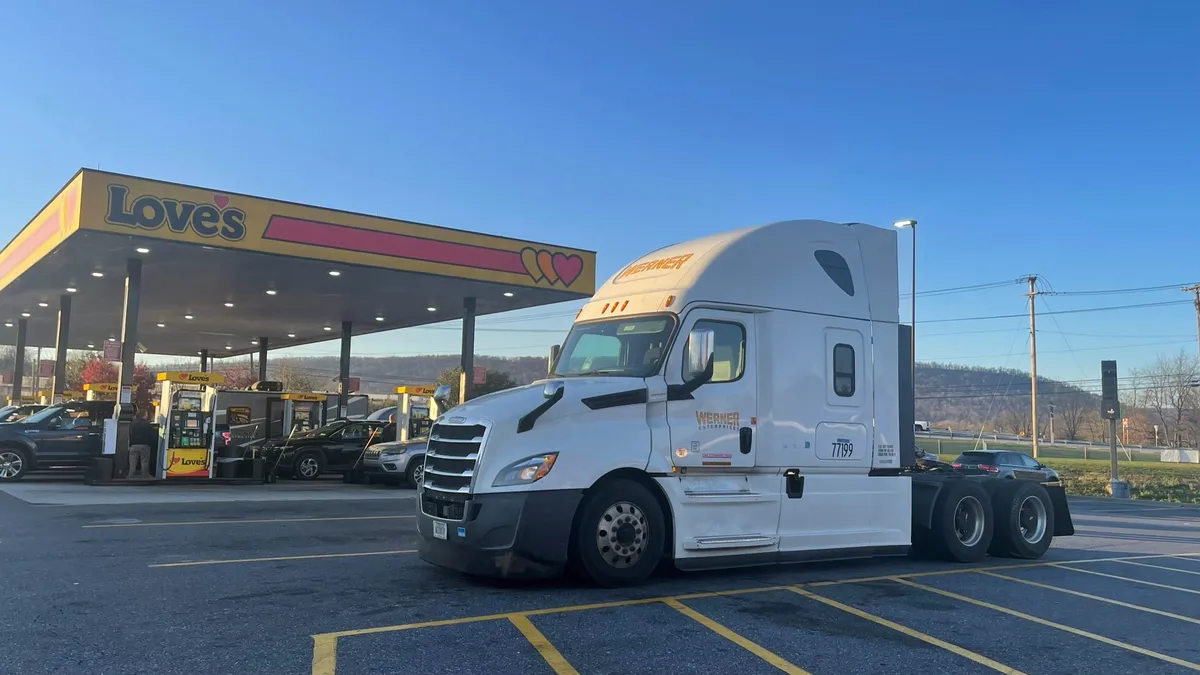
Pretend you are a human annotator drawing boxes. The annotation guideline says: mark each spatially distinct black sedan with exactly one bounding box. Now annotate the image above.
[951,450,1061,484]
[261,419,389,480]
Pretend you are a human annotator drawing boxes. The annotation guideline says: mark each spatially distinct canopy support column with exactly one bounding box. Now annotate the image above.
[12,318,27,403]
[199,350,209,372]
[338,321,352,418]
[459,297,476,404]
[114,257,142,479]
[257,338,268,381]
[51,294,71,403]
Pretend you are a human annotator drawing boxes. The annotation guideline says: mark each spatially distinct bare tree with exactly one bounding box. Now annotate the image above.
[1003,407,1031,437]
[1057,391,1087,440]
[1132,351,1200,447]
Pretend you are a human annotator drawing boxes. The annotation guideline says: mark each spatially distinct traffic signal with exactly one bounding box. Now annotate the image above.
[1101,360,1119,420]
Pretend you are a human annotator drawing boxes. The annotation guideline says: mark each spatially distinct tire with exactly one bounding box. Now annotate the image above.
[927,479,994,563]
[405,456,425,489]
[570,479,666,587]
[988,480,1055,559]
[0,446,28,481]
[292,451,324,480]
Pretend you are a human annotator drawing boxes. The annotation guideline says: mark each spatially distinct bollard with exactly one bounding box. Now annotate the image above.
[1107,479,1130,499]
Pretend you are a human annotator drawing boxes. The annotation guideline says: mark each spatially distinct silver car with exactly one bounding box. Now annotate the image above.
[361,438,426,488]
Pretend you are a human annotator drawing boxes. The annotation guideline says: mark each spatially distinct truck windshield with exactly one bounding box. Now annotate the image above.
[552,314,677,378]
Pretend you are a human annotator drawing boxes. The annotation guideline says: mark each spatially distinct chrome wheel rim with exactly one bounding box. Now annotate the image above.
[0,451,21,479]
[954,495,985,547]
[1018,495,1048,544]
[595,501,648,568]
[411,462,424,486]
[298,457,320,478]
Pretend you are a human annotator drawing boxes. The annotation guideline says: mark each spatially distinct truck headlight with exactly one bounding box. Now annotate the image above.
[492,453,558,487]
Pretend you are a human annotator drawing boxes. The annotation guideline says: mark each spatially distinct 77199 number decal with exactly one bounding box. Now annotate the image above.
[831,439,855,459]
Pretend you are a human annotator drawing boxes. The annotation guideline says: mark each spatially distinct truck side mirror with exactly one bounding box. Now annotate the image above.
[547,344,562,376]
[683,328,716,391]
[432,385,454,415]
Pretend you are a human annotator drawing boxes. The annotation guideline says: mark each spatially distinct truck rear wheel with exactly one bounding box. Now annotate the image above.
[927,479,993,563]
[988,481,1054,559]
[571,479,665,587]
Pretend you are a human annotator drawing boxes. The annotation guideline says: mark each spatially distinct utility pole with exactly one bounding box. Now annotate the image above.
[1184,285,1200,356]
[1048,404,1055,444]
[1027,276,1039,459]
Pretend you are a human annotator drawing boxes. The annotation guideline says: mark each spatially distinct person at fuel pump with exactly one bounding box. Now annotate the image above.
[129,410,156,479]
[373,415,397,445]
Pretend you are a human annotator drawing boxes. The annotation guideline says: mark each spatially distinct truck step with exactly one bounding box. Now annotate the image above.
[684,534,779,550]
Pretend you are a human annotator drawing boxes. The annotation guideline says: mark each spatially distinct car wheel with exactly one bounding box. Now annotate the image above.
[292,451,324,480]
[0,447,28,481]
[405,457,425,489]
[570,479,666,587]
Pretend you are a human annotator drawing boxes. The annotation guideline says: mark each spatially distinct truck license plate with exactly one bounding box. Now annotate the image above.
[432,520,447,540]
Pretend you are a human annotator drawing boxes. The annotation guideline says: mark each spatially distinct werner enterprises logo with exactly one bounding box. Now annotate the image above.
[615,253,693,281]
[105,184,247,241]
[696,411,740,431]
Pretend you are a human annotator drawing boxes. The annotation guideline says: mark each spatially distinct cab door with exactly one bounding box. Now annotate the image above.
[666,310,757,469]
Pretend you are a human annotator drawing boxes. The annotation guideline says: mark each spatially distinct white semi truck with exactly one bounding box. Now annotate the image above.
[416,219,1075,587]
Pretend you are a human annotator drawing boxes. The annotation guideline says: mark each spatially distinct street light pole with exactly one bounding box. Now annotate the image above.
[894,220,918,385]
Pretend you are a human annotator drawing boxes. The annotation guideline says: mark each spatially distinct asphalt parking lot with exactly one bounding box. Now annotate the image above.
[2,480,1198,675]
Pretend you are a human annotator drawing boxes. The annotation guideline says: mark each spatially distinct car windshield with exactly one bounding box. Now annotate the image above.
[552,314,677,378]
[23,405,65,425]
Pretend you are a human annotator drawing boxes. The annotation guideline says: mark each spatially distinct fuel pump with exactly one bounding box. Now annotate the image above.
[155,371,226,479]
[395,385,437,441]
[281,393,327,434]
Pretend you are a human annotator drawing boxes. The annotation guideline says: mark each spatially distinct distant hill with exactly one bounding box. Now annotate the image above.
[257,354,551,395]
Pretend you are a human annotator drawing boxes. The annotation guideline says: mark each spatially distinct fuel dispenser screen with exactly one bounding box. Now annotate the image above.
[409,406,432,439]
[170,410,209,448]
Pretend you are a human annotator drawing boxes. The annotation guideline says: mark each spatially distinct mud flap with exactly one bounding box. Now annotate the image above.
[1044,484,1075,536]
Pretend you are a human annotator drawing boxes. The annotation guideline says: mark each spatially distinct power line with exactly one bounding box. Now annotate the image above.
[922,299,1192,324]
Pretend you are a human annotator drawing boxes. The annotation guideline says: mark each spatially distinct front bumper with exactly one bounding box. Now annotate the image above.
[417,488,584,579]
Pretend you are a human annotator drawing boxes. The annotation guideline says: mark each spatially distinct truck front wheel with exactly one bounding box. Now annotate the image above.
[571,479,665,587]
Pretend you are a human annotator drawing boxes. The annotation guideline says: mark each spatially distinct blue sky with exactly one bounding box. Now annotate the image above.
[2,1,1199,386]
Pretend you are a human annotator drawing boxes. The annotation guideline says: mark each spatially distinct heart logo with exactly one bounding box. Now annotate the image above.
[536,250,559,284]
[552,253,584,287]
[520,248,543,282]
[213,195,230,209]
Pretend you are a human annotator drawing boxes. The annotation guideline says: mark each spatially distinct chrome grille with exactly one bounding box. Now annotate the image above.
[421,422,485,518]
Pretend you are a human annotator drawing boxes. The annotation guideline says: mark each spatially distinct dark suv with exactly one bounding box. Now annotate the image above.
[952,450,1060,484]
[260,419,388,480]
[0,401,117,480]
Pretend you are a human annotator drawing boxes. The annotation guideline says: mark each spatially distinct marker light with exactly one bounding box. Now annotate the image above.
[675,447,689,458]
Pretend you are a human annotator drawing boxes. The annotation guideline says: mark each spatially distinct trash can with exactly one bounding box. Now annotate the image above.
[215,446,241,479]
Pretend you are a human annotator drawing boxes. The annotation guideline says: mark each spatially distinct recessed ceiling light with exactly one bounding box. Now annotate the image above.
[87,343,95,348]
[3,322,12,328]
[91,271,104,278]
[197,351,203,355]
[20,312,30,317]
[65,287,77,293]
[323,326,332,331]
[266,289,277,296]
[156,323,165,328]
[224,302,234,308]
[375,316,385,322]
[135,247,150,254]
[224,345,232,350]
[426,307,437,312]
[37,302,48,308]
[503,292,514,298]
[287,333,296,338]
[250,340,258,345]
[184,315,194,320]
[328,270,341,277]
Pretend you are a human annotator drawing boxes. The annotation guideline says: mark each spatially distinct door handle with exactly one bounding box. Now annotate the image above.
[739,427,753,454]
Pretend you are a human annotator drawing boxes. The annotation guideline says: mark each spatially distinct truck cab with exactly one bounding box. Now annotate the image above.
[416,219,1072,586]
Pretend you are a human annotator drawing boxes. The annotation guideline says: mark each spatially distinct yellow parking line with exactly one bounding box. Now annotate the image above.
[663,598,811,674]
[311,635,337,675]
[1116,559,1200,576]
[86,515,414,528]
[508,614,580,675]
[1051,563,1200,595]
[788,587,1024,674]
[893,578,1200,671]
[150,549,416,568]
[978,571,1200,625]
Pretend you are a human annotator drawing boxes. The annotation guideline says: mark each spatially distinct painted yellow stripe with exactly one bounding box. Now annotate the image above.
[1051,563,1200,595]
[149,549,416,568]
[508,614,580,675]
[788,587,1024,674]
[311,635,337,675]
[893,578,1200,671]
[979,571,1200,625]
[86,515,414,528]
[663,598,811,674]
[1115,559,1200,576]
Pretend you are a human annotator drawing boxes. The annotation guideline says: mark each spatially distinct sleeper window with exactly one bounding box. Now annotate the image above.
[833,343,855,397]
[684,320,746,383]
